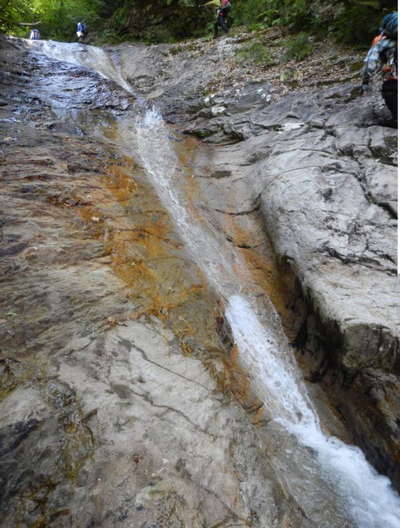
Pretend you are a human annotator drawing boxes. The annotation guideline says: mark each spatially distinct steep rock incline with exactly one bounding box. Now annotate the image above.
[0,37,349,528]
[99,31,398,487]
[1,32,398,526]
[180,63,399,486]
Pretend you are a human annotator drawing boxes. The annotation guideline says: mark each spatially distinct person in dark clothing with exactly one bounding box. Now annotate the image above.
[362,12,398,124]
[381,78,397,120]
[214,0,231,39]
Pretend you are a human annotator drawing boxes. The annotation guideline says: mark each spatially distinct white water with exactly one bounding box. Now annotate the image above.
[136,108,400,528]
[226,295,400,528]
[23,39,137,97]
[136,108,239,296]
[28,40,400,528]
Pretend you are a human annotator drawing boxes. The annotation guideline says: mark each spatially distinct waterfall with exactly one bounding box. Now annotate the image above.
[24,39,138,98]
[226,295,400,528]
[30,40,400,528]
[136,108,400,528]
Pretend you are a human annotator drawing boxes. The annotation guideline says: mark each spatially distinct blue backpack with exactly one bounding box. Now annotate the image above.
[381,12,397,38]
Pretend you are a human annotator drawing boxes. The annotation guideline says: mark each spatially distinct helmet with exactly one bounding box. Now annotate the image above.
[380,12,397,37]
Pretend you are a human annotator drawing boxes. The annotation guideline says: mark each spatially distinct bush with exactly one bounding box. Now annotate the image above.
[236,41,274,64]
[2,0,393,46]
[232,0,281,28]
[231,0,391,47]
[0,0,36,34]
[282,31,314,61]
[331,4,382,45]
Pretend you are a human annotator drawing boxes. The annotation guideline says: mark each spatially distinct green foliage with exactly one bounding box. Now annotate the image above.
[0,0,397,45]
[284,0,310,30]
[98,0,210,43]
[236,41,274,64]
[283,32,313,62]
[232,0,395,45]
[0,0,36,34]
[33,0,104,41]
[232,0,309,30]
[331,3,383,44]
[231,0,274,29]
[1,0,105,40]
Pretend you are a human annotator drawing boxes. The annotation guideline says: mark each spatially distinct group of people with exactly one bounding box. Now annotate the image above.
[27,5,397,126]
[29,22,88,42]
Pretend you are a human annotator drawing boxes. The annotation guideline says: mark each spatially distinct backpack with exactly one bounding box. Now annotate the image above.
[381,12,397,38]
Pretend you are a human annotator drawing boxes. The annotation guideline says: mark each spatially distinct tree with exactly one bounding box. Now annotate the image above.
[0,0,36,34]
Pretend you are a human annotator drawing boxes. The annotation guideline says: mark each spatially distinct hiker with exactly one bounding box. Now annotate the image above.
[76,21,88,42]
[214,0,231,39]
[29,29,41,40]
[361,12,398,125]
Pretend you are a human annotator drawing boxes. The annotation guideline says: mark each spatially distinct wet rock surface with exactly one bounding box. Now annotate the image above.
[0,36,351,528]
[0,31,398,526]
[93,32,398,488]
[160,47,399,486]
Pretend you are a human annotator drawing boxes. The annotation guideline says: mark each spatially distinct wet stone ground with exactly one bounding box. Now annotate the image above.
[0,37,322,528]
[0,32,398,527]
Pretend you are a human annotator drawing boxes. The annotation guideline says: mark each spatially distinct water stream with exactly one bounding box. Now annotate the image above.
[136,107,400,528]
[27,39,400,527]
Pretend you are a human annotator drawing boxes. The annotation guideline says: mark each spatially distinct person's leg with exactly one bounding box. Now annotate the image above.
[225,7,232,32]
[382,79,398,122]
[213,20,219,38]
[220,15,228,33]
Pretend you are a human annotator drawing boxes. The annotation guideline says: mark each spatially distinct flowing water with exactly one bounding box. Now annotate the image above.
[26,39,400,527]
[136,108,400,528]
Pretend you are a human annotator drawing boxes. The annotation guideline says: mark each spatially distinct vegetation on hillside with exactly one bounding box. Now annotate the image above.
[0,0,397,45]
[232,0,397,44]
[0,0,34,33]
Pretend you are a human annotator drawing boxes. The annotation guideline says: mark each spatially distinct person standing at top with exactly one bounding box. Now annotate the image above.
[361,12,398,126]
[29,29,41,40]
[76,21,88,42]
[214,0,232,39]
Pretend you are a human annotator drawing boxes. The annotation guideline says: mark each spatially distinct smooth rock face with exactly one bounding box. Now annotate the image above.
[0,32,398,526]
[94,34,399,487]
[177,73,399,484]
[0,37,346,528]
[256,93,398,486]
